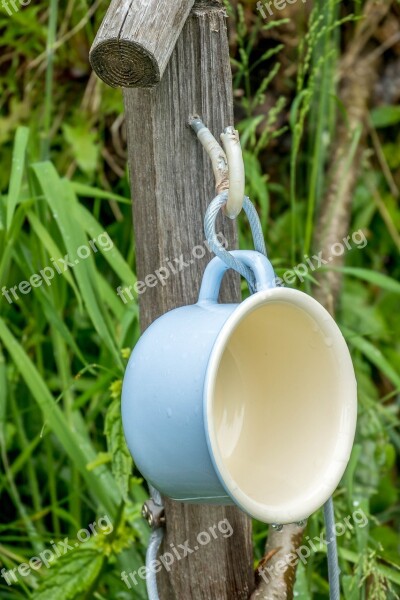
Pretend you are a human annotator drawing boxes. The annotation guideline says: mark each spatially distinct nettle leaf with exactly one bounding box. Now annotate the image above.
[105,394,133,502]
[31,549,104,600]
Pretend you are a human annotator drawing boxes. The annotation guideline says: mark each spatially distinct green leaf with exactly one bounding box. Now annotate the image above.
[31,548,104,600]
[0,318,119,516]
[342,574,360,600]
[370,105,400,128]
[371,526,400,565]
[243,151,269,226]
[87,452,112,471]
[339,549,400,586]
[95,271,127,322]
[342,326,400,389]
[237,115,264,148]
[63,123,99,176]
[293,562,311,599]
[13,250,87,366]
[105,396,133,502]
[333,267,400,294]
[0,195,6,230]
[7,126,29,231]
[70,182,131,205]
[343,444,362,513]
[0,200,30,286]
[27,210,83,308]
[74,203,136,286]
[0,347,6,446]
[31,163,122,368]
[0,433,42,496]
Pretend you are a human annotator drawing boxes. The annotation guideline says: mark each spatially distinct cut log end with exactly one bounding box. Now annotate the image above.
[89,40,160,88]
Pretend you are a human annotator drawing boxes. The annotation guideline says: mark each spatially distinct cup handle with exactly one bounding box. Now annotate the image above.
[198,250,276,304]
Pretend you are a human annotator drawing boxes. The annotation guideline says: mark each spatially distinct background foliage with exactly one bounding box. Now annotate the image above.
[0,0,399,598]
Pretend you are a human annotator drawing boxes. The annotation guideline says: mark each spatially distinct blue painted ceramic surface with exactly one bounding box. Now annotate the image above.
[122,249,357,523]
[122,251,275,502]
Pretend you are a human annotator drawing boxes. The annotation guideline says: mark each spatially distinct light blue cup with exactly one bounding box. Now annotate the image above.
[122,250,357,524]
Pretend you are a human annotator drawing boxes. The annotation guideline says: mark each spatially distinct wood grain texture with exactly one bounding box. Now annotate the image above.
[123,2,254,598]
[90,0,194,88]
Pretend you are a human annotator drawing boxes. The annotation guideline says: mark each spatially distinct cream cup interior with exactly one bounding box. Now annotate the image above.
[205,289,357,524]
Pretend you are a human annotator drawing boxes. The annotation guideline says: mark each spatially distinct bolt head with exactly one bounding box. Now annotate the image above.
[142,504,149,519]
[296,519,308,528]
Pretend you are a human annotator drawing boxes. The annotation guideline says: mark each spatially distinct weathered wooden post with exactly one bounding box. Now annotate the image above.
[90,1,254,598]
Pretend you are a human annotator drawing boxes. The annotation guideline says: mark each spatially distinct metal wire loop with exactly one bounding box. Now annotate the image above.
[204,192,267,293]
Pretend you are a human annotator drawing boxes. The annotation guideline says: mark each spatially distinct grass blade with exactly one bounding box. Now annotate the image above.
[31,163,123,369]
[332,266,400,295]
[74,202,136,286]
[0,346,6,446]
[342,325,400,389]
[7,127,29,231]
[0,317,120,516]
[70,182,131,205]
[27,210,83,308]
[13,251,87,365]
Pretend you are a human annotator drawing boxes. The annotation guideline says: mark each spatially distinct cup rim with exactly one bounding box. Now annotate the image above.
[203,287,357,524]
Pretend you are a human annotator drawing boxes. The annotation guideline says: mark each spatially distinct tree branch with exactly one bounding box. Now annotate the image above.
[314,0,392,311]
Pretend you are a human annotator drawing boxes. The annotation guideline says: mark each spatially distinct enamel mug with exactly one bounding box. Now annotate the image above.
[122,250,357,524]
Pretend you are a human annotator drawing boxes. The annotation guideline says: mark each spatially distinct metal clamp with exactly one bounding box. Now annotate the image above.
[142,498,166,529]
[220,126,245,219]
[189,117,245,219]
